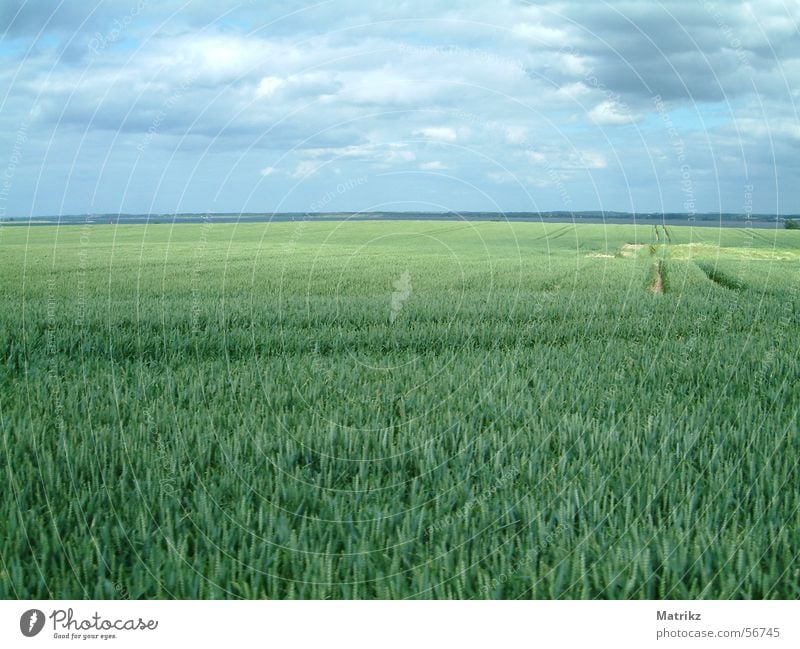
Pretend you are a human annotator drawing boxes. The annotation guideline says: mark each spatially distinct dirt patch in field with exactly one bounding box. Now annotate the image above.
[649,262,664,294]
[585,252,615,258]
[620,243,647,257]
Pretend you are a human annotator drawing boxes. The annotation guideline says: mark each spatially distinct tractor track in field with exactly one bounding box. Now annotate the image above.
[652,224,672,245]
[411,223,489,238]
[649,260,664,294]
[695,261,745,291]
[530,224,575,241]
[745,228,781,245]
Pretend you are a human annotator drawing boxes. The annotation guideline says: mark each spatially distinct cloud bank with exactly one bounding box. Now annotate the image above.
[0,0,797,216]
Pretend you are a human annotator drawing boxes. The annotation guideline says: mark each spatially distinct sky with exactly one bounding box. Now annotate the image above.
[0,0,798,217]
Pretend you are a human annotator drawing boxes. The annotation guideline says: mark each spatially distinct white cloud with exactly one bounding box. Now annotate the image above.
[338,68,445,106]
[487,171,518,184]
[305,143,416,164]
[522,149,607,170]
[194,38,251,77]
[256,76,284,98]
[550,82,591,102]
[576,151,607,169]
[549,50,591,77]
[525,151,547,165]
[415,127,458,142]
[503,125,528,144]
[511,22,570,46]
[587,101,642,125]
[735,117,800,141]
[290,160,322,179]
[3,1,798,215]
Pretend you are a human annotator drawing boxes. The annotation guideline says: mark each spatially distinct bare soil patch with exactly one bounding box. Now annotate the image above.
[621,243,647,257]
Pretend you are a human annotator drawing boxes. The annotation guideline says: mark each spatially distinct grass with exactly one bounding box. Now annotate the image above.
[1,220,799,598]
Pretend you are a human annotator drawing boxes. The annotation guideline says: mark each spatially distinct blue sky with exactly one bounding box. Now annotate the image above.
[0,0,798,217]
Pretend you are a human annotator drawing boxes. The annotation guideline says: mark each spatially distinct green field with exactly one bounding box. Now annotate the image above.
[1,220,798,599]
